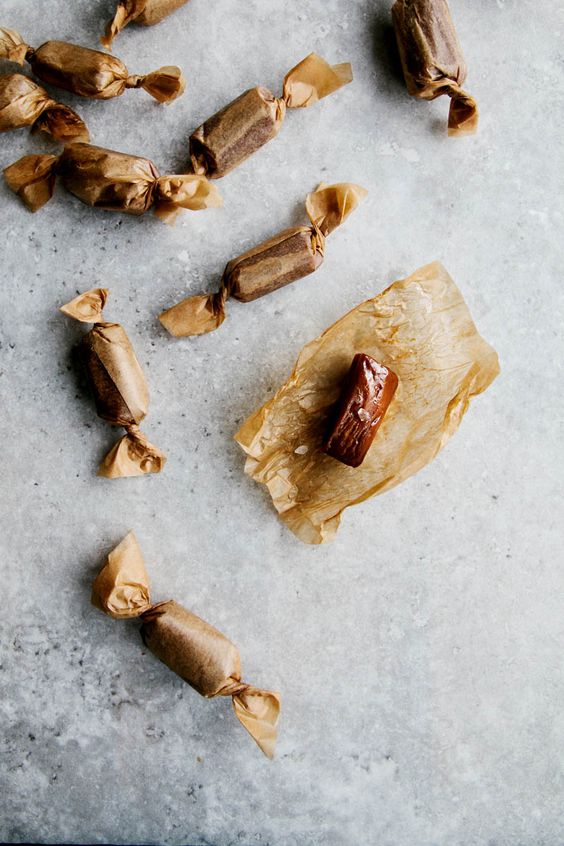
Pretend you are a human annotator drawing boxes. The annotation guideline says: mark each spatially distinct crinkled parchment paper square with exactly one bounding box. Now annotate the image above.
[235,262,499,544]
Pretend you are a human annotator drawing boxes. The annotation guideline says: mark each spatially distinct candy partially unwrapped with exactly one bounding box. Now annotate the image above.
[60,288,166,478]
[235,262,499,544]
[0,27,185,103]
[159,182,367,337]
[0,72,89,142]
[102,0,191,49]
[392,0,478,136]
[92,531,280,757]
[4,142,222,222]
[189,53,353,179]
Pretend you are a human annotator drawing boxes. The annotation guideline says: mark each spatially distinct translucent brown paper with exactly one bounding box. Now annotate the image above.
[392,0,478,136]
[0,27,185,102]
[235,262,499,544]
[92,532,280,757]
[61,288,166,479]
[159,182,367,337]
[189,53,353,179]
[91,531,151,618]
[4,142,222,222]
[102,0,191,49]
[0,72,89,142]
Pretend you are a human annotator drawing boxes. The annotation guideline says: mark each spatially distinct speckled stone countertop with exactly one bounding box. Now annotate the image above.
[1,1,563,844]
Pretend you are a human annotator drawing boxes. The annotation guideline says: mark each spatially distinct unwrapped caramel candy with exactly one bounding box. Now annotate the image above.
[92,531,280,757]
[102,0,191,49]
[159,182,367,337]
[0,27,185,102]
[60,288,166,478]
[235,262,499,544]
[392,0,478,135]
[4,142,222,222]
[189,53,353,178]
[0,72,89,142]
[322,354,398,468]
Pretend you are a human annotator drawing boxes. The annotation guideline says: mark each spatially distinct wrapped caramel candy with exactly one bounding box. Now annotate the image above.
[102,0,191,49]
[92,531,280,757]
[4,142,222,222]
[235,262,499,544]
[0,27,185,103]
[189,54,353,179]
[60,288,166,478]
[392,0,478,135]
[159,182,367,337]
[0,72,89,142]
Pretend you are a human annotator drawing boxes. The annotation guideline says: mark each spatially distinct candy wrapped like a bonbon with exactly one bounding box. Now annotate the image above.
[159,182,367,337]
[0,27,184,102]
[60,289,166,479]
[92,532,280,757]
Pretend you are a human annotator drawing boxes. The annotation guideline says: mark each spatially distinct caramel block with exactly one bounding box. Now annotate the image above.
[190,87,282,179]
[392,0,478,135]
[59,144,159,215]
[80,323,148,427]
[28,40,130,99]
[141,600,241,697]
[227,226,323,303]
[323,354,398,467]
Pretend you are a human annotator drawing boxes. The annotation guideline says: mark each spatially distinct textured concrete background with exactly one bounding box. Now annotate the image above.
[1,1,563,844]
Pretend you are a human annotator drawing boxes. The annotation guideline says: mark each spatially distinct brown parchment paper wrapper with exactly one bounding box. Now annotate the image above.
[189,53,353,179]
[4,142,222,223]
[60,288,166,478]
[92,532,280,757]
[392,0,478,136]
[159,182,367,338]
[0,27,185,103]
[102,0,191,49]
[235,262,499,544]
[0,72,89,142]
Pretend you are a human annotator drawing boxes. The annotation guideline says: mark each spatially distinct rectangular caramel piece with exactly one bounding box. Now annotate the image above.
[226,226,322,303]
[189,86,281,179]
[392,0,467,98]
[323,354,398,467]
[140,600,241,697]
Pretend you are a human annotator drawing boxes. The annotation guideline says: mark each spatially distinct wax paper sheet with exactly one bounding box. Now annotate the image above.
[235,262,499,544]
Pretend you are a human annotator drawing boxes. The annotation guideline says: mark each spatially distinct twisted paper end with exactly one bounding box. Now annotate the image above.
[283,53,353,109]
[447,86,478,136]
[98,425,166,478]
[126,66,186,103]
[305,182,368,238]
[92,531,152,619]
[33,103,90,144]
[154,174,222,223]
[101,0,147,50]
[3,153,59,211]
[223,682,280,759]
[60,288,109,323]
[0,27,30,64]
[159,290,227,337]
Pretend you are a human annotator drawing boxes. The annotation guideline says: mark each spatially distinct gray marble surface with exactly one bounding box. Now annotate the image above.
[1,1,563,844]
